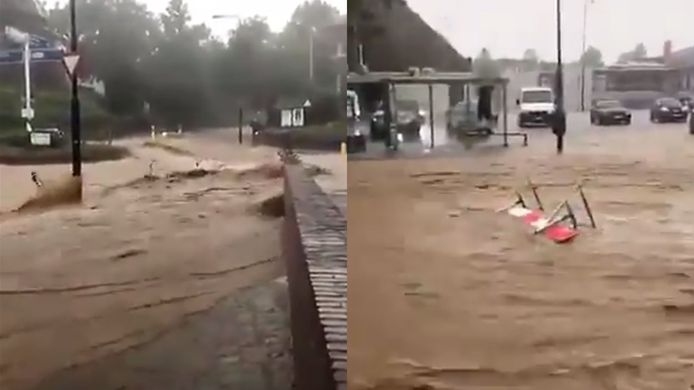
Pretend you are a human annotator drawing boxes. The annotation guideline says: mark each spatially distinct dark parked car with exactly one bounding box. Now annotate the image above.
[590,99,631,125]
[370,109,388,140]
[370,100,424,140]
[650,97,688,123]
[690,104,694,134]
[394,100,424,135]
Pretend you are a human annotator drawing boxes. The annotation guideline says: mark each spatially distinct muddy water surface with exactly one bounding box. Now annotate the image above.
[348,128,694,389]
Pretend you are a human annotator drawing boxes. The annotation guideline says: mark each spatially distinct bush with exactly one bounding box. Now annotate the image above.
[0,143,131,165]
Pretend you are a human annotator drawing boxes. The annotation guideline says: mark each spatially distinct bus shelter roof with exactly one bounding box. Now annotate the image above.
[347,71,509,86]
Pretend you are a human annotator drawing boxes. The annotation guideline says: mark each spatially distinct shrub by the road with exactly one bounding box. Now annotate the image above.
[0,143,130,165]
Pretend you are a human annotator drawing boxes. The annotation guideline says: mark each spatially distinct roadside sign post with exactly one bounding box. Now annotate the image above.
[70,0,82,177]
[22,41,33,126]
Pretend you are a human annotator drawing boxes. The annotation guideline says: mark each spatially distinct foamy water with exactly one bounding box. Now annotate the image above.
[348,126,694,389]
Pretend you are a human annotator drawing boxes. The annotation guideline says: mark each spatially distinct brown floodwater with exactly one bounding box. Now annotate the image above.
[348,127,694,389]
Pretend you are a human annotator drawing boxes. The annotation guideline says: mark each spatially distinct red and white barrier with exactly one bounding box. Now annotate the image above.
[507,206,578,243]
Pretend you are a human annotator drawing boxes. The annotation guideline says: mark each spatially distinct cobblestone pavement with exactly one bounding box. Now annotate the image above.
[33,276,293,390]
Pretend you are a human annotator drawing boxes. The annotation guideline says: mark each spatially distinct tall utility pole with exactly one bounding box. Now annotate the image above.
[308,26,316,82]
[69,0,82,176]
[579,0,590,112]
[553,0,566,154]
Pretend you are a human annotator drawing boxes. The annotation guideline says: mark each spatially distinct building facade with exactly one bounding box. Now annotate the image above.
[591,42,694,108]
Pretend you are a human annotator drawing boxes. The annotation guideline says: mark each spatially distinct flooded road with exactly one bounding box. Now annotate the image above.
[347,115,694,389]
[0,133,289,389]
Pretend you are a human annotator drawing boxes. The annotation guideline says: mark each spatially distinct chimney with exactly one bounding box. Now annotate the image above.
[663,40,672,63]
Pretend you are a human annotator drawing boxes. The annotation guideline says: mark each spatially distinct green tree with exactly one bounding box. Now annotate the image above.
[473,48,501,78]
[580,46,604,67]
[617,42,648,63]
[347,0,393,71]
[45,0,160,115]
[522,48,539,71]
[291,0,341,29]
[633,43,647,59]
[142,0,212,126]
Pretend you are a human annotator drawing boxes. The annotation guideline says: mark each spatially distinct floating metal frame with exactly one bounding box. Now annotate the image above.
[501,182,597,231]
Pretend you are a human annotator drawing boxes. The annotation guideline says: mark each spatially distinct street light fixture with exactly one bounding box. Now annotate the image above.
[579,0,593,112]
[211,14,240,20]
[308,26,316,83]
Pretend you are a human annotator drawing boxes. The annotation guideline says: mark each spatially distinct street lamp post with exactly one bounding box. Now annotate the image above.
[69,0,82,176]
[579,0,590,112]
[309,27,315,82]
[553,0,566,154]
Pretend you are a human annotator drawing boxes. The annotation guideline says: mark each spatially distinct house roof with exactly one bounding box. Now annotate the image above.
[273,97,310,109]
[670,46,694,67]
[594,61,678,73]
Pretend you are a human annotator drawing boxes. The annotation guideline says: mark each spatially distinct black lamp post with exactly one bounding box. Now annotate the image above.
[69,0,82,176]
[553,0,566,154]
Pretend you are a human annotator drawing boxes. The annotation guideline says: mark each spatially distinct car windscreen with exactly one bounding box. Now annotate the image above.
[596,100,621,108]
[397,101,419,112]
[522,90,553,103]
[659,98,682,108]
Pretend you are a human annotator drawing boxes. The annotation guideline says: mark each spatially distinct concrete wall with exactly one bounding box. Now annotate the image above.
[282,165,347,390]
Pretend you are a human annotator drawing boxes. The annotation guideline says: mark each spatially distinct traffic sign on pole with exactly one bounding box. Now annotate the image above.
[0,48,64,65]
[63,54,80,77]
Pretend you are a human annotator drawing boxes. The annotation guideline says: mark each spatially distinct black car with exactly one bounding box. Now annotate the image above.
[370,100,423,140]
[650,97,688,123]
[369,109,388,140]
[394,100,424,135]
[590,99,631,125]
[690,104,694,134]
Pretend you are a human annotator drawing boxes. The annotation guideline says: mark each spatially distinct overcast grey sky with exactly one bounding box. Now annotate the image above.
[52,0,346,37]
[406,0,694,64]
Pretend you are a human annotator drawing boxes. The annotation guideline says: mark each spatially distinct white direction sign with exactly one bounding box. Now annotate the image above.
[30,132,51,146]
[63,54,80,77]
[21,108,35,120]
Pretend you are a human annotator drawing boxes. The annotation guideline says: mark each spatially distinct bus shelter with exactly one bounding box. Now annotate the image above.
[347,70,527,149]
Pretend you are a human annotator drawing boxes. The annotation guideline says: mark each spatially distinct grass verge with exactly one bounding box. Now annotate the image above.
[0,143,131,165]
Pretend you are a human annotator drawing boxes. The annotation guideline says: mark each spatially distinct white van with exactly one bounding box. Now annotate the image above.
[516,87,555,128]
[347,90,360,120]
